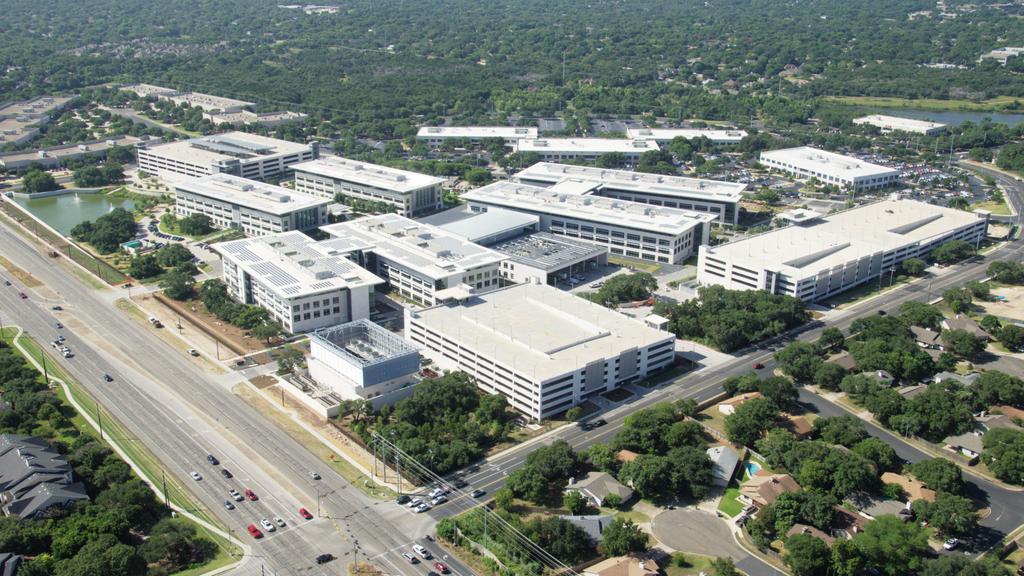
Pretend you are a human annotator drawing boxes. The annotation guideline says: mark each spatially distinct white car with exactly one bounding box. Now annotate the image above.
[228,489,244,502]
[407,498,423,509]
[260,518,276,532]
[274,517,286,528]
[943,538,959,551]
[414,503,431,513]
[429,487,444,499]
[402,553,419,564]
[413,545,432,559]
[190,471,202,481]
[432,495,448,505]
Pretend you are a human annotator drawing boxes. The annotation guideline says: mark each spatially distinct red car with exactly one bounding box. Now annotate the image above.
[752,362,765,370]
[244,488,258,501]
[299,507,313,520]
[434,562,450,574]
[247,524,263,539]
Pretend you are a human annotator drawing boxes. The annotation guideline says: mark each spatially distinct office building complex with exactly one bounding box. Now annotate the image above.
[137,131,317,181]
[514,138,660,162]
[462,181,715,264]
[0,135,158,172]
[759,147,900,191]
[205,110,309,127]
[697,198,989,302]
[173,174,329,236]
[122,84,255,112]
[291,156,444,217]
[0,96,73,147]
[419,207,540,245]
[321,214,508,306]
[852,115,947,136]
[214,231,383,333]
[514,162,746,225]
[406,283,675,419]
[416,126,539,147]
[626,127,748,144]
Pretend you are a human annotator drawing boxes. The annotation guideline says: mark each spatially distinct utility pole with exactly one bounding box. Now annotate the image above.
[97,403,103,440]
[41,353,49,386]
[162,471,169,508]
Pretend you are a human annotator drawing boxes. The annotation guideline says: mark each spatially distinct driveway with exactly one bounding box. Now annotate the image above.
[651,508,785,576]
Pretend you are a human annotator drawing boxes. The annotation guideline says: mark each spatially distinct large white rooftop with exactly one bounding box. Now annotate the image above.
[852,115,947,134]
[143,131,311,165]
[760,147,899,179]
[626,128,748,143]
[704,198,987,278]
[425,208,539,244]
[320,214,508,280]
[168,92,255,111]
[515,138,660,155]
[417,126,538,140]
[514,162,746,202]
[463,181,717,235]
[214,231,383,299]
[0,96,72,119]
[290,156,444,193]
[176,174,329,215]
[410,283,672,382]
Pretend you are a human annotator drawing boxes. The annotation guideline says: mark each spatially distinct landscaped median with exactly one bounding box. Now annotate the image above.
[0,326,242,575]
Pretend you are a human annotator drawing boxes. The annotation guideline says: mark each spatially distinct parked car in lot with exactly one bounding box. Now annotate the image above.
[315,554,333,565]
[260,518,276,532]
[299,507,313,520]
[415,503,431,513]
[247,524,262,539]
[220,469,232,479]
[103,374,113,382]
[274,517,286,528]
[396,494,411,505]
[407,497,423,508]
[431,495,447,505]
[943,538,959,551]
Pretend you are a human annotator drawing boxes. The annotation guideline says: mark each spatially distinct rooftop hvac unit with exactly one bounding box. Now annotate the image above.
[395,175,406,182]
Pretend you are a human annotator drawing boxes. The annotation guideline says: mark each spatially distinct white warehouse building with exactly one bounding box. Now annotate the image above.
[697,198,989,302]
[291,156,444,217]
[852,115,947,136]
[320,214,508,306]
[759,147,900,191]
[406,283,676,420]
[515,138,660,163]
[462,181,715,264]
[174,174,329,236]
[214,231,384,333]
[625,128,748,145]
[416,126,539,147]
[137,131,317,181]
[513,162,747,225]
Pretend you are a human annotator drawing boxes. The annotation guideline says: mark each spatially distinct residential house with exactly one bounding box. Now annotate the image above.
[910,326,943,349]
[718,392,762,416]
[740,472,801,508]
[942,316,991,341]
[0,435,88,519]
[567,472,634,507]
[829,351,857,372]
[943,431,985,462]
[976,413,1022,432]
[583,555,659,576]
[861,370,895,387]
[847,492,912,520]
[896,385,928,400]
[934,371,980,387]
[786,523,835,545]
[560,515,615,543]
[779,415,813,439]
[831,505,868,538]
[706,446,740,487]
[880,472,937,503]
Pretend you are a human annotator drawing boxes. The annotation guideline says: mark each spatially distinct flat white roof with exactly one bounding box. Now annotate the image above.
[760,147,899,179]
[704,198,987,278]
[852,115,947,133]
[463,181,716,235]
[417,126,538,140]
[0,135,155,164]
[320,213,508,280]
[167,92,255,111]
[0,96,72,118]
[291,156,444,193]
[142,131,311,166]
[176,174,329,215]
[515,138,660,155]
[514,162,746,202]
[410,283,672,382]
[214,231,383,299]
[122,83,179,97]
[430,209,539,243]
[626,128,748,142]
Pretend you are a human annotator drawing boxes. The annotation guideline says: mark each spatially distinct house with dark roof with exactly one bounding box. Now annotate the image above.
[910,326,943,349]
[942,316,991,341]
[934,371,980,387]
[0,435,88,519]
[559,515,615,543]
[566,472,634,507]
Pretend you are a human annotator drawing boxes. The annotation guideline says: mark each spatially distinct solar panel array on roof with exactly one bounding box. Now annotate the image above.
[250,262,300,287]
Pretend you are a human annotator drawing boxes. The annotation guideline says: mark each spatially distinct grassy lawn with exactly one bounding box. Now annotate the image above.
[663,553,721,576]
[717,486,744,518]
[608,255,662,274]
[972,199,1012,215]
[821,95,1024,112]
[696,407,729,438]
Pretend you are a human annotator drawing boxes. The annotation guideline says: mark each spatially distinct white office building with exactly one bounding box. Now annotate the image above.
[515,138,660,163]
[626,128,748,145]
[697,198,989,302]
[759,147,900,191]
[462,181,715,264]
[214,231,384,333]
[173,174,329,236]
[122,84,255,113]
[0,96,73,147]
[514,162,747,225]
[320,214,508,306]
[416,126,539,147]
[291,156,444,217]
[0,134,158,172]
[137,131,317,181]
[852,115,947,136]
[406,283,676,420]
[205,110,309,128]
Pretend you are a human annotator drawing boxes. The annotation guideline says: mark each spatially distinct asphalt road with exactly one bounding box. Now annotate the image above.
[0,217,468,576]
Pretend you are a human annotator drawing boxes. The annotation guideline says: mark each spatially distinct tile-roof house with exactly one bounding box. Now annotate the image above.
[583,555,659,576]
[0,435,88,519]
[706,445,740,487]
[0,553,19,576]
[566,471,634,507]
[779,414,813,439]
[880,472,937,503]
[718,392,762,416]
[910,326,943,349]
[942,316,991,341]
[740,472,801,507]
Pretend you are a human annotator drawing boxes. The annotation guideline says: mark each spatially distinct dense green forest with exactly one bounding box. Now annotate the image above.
[2,0,1024,144]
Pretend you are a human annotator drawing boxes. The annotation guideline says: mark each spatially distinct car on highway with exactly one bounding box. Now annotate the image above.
[466,465,479,473]
[54,322,63,329]
[429,487,445,499]
[471,489,486,498]
[246,524,262,539]
[206,454,219,465]
[3,280,10,286]
[431,495,447,505]
[395,494,411,505]
[415,503,432,513]
[315,554,333,565]
[244,489,258,501]
[274,517,286,528]
[229,489,244,502]
[310,471,321,480]
[413,545,432,559]
[299,507,313,520]
[187,348,200,357]
[943,538,959,551]
[593,419,607,428]
[18,292,27,299]
[220,468,232,479]
[51,305,62,311]
[434,561,450,574]
[63,349,73,358]
[752,362,765,370]
[407,497,423,508]
[453,478,468,488]
[427,572,440,576]
[190,471,202,481]
[103,374,113,382]
[224,500,235,511]
[402,553,419,564]
[260,518,276,532]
